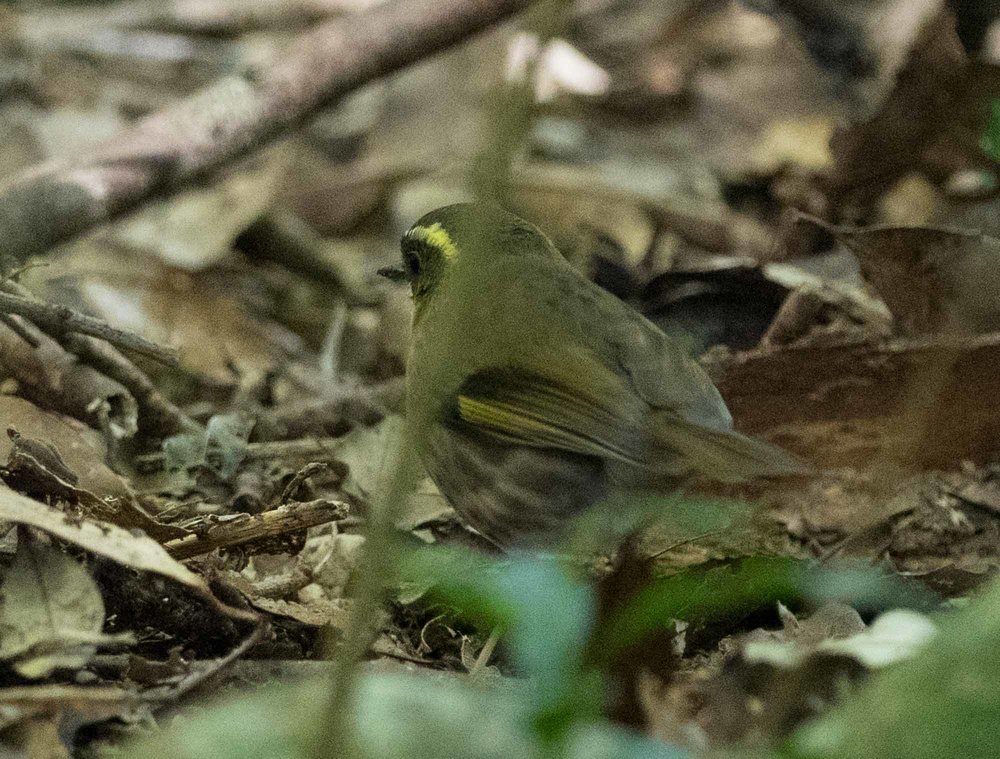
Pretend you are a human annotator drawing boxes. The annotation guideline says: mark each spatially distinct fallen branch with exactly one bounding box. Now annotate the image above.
[62,335,200,438]
[18,0,362,41]
[0,0,534,265]
[164,499,349,559]
[0,290,178,366]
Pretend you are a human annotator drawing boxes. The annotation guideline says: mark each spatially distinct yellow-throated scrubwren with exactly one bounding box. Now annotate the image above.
[380,203,804,549]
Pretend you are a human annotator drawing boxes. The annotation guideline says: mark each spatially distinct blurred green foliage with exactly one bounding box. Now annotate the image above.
[787,571,1000,759]
[982,99,1000,161]
[121,514,949,759]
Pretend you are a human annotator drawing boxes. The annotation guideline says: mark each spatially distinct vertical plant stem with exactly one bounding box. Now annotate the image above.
[469,0,573,205]
[310,428,420,758]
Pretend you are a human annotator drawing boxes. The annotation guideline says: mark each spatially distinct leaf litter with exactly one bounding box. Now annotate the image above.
[1,0,1000,757]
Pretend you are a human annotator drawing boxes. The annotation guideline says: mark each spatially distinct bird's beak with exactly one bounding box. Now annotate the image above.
[378,265,408,283]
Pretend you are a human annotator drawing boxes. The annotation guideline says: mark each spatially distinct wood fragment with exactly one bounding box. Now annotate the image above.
[62,335,200,438]
[164,499,350,560]
[1,275,193,437]
[0,318,139,436]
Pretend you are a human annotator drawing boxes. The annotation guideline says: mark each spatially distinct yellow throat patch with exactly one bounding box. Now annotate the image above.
[406,222,458,259]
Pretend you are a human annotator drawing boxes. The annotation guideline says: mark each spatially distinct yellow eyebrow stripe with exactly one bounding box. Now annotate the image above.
[407,222,458,259]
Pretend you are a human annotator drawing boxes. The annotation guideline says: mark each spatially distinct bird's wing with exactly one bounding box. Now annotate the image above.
[603,315,733,430]
[448,365,807,481]
[447,367,647,465]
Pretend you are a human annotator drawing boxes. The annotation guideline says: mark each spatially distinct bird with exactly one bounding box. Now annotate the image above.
[379,203,805,550]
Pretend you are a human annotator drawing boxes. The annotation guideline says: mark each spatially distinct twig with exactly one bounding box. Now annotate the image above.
[164,499,349,560]
[0,313,40,347]
[0,279,195,437]
[19,0,361,41]
[646,529,726,560]
[0,290,178,366]
[469,626,504,675]
[0,0,535,265]
[278,462,330,504]
[369,639,435,666]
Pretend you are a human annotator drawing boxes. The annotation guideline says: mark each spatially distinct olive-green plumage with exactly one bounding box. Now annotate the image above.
[383,203,803,549]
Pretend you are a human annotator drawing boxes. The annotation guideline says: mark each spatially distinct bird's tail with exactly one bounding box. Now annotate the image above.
[652,413,810,482]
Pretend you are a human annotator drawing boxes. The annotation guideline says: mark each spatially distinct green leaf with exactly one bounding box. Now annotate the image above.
[594,557,935,661]
[982,98,1000,161]
[119,672,687,759]
[400,546,593,679]
[400,546,600,738]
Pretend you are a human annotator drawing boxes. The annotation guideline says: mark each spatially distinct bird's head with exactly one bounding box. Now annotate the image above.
[379,203,558,309]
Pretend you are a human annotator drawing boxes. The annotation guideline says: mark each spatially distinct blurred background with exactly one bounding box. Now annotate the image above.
[0,0,995,396]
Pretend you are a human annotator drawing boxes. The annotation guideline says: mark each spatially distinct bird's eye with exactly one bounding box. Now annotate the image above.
[404,250,421,278]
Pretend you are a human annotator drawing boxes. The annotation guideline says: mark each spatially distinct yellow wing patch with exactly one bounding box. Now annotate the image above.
[407,222,458,259]
[453,373,642,464]
[458,396,564,439]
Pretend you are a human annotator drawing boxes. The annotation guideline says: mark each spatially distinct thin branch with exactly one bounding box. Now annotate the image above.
[19,0,363,41]
[0,0,535,265]
[0,290,178,366]
[141,621,268,703]
[0,317,139,435]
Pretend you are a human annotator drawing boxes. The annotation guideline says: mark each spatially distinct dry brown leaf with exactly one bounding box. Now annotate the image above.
[110,148,289,271]
[0,484,204,591]
[801,217,1000,335]
[709,332,1000,467]
[0,396,127,498]
[248,596,351,628]
[0,685,141,733]
[33,246,286,383]
[0,539,125,679]
[828,4,969,207]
